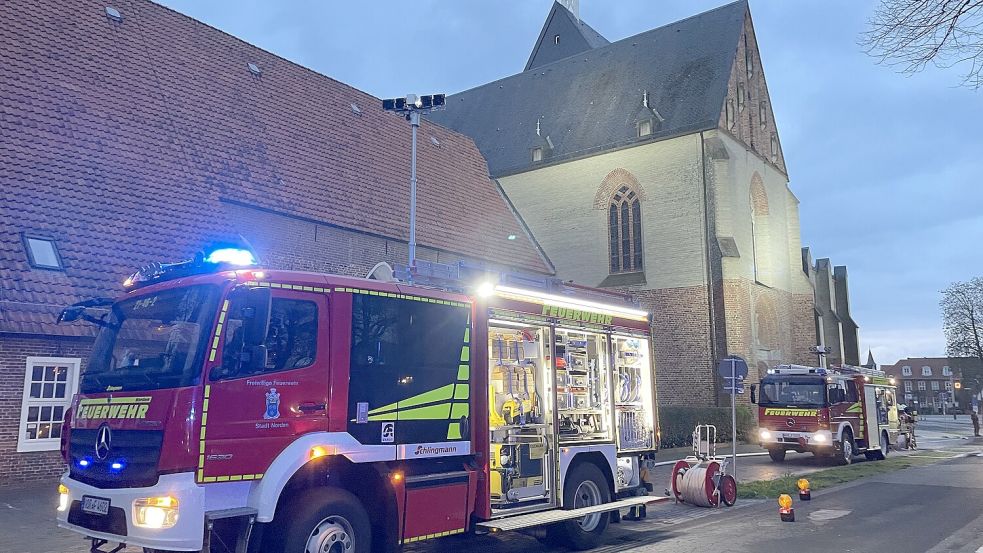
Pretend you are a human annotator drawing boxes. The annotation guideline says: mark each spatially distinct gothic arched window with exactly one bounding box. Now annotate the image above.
[608,185,643,273]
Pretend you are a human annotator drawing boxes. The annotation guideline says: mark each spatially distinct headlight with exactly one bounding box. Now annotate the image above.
[133,496,179,529]
[812,430,832,444]
[759,429,772,440]
[58,484,69,512]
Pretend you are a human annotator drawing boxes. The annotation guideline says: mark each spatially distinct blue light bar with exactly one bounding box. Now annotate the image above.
[204,248,256,266]
[110,461,124,471]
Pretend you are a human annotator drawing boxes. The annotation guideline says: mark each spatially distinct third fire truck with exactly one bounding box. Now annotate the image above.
[751,364,900,464]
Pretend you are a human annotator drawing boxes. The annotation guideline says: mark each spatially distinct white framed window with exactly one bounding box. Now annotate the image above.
[637,119,652,137]
[945,381,953,391]
[18,357,80,453]
[922,366,932,376]
[942,366,952,376]
[531,147,543,162]
[917,380,926,391]
[904,381,912,393]
[931,381,940,391]
[902,365,912,376]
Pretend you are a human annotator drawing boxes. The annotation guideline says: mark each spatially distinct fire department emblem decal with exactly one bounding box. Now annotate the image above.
[786,418,796,428]
[264,388,281,420]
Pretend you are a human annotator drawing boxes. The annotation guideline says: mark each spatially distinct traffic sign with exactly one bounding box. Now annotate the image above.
[717,356,748,380]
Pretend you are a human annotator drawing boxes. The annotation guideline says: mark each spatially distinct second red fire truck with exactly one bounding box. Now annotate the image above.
[751,364,900,464]
[55,250,661,552]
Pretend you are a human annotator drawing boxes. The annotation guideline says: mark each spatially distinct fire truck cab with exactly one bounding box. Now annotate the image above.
[751,364,900,465]
[54,251,660,552]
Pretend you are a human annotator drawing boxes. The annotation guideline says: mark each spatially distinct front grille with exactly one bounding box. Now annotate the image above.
[68,501,128,536]
[69,429,163,489]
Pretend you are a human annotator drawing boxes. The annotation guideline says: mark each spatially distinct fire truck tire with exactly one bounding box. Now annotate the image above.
[865,431,889,461]
[767,449,786,463]
[265,487,372,553]
[548,463,612,550]
[838,430,855,465]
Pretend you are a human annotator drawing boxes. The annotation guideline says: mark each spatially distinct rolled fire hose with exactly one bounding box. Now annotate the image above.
[671,461,720,507]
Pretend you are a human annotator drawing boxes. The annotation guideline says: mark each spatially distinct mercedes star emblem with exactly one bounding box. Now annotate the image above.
[95,424,112,461]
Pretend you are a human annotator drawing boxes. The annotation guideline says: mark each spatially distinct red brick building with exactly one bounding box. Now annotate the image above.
[881,357,979,414]
[0,0,549,484]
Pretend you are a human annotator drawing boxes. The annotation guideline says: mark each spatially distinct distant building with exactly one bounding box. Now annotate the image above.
[881,357,979,413]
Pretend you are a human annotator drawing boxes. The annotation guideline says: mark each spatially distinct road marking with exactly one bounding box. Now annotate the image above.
[910,455,963,459]
[808,509,851,522]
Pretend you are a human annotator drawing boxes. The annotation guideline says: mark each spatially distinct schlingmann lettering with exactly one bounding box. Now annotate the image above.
[415,445,458,456]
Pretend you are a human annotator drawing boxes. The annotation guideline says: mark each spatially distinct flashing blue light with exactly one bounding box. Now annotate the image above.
[110,462,124,471]
[78,459,90,468]
[204,248,256,266]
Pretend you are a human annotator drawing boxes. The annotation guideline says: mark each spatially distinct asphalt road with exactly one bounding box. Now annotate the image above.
[4,422,977,553]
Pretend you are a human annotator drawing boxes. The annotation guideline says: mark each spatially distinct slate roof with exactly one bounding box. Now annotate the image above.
[429,1,748,177]
[881,358,980,379]
[525,2,610,71]
[0,0,549,336]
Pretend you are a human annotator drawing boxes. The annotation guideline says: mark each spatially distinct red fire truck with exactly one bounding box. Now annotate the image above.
[751,364,900,464]
[55,250,661,552]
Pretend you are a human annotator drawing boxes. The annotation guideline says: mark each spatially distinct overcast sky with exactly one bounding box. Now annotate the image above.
[157,0,982,366]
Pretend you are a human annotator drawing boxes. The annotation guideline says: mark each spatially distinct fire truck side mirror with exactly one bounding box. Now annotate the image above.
[750,384,757,404]
[240,287,272,347]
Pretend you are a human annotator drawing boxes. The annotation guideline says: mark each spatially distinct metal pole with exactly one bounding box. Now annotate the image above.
[408,110,420,269]
[731,358,737,481]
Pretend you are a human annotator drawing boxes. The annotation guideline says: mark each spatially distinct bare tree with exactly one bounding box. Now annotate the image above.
[862,0,983,89]
[941,277,983,393]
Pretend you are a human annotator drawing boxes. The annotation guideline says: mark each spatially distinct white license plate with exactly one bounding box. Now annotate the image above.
[81,495,110,516]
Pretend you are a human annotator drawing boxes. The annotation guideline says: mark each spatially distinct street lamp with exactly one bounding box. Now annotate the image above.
[381,93,446,273]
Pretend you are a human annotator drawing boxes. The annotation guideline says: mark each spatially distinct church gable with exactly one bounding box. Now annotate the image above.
[525,1,609,71]
[717,10,787,175]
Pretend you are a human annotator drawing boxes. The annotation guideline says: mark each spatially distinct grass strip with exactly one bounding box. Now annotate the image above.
[737,452,945,499]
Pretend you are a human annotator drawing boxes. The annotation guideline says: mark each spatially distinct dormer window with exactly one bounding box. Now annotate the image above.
[638,119,652,137]
[902,366,912,376]
[532,147,543,162]
[922,366,932,376]
[23,234,63,270]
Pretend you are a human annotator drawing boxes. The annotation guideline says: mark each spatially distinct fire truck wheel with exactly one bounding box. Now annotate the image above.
[548,462,612,550]
[865,431,889,461]
[838,430,855,465]
[767,449,786,463]
[266,487,372,553]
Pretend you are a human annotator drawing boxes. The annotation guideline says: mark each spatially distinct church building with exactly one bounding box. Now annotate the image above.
[431,1,839,405]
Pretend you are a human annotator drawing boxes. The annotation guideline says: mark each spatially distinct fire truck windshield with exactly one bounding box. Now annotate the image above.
[758,377,827,408]
[80,285,220,393]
